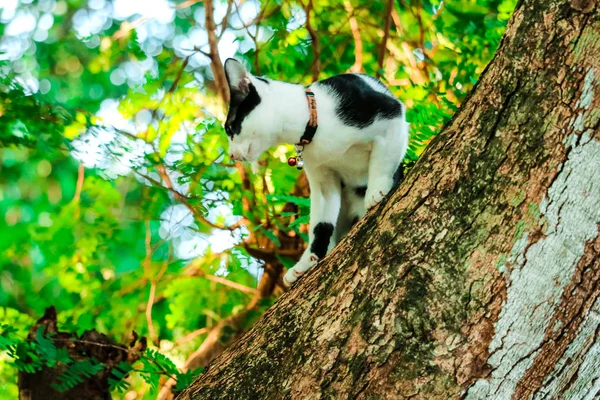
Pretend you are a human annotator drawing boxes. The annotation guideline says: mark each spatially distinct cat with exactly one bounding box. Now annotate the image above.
[223,58,409,287]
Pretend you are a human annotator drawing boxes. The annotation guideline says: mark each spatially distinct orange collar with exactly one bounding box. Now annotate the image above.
[299,88,318,145]
[288,88,318,170]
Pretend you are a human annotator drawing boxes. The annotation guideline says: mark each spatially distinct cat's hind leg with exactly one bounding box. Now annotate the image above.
[365,117,409,209]
[333,185,353,245]
[338,184,367,239]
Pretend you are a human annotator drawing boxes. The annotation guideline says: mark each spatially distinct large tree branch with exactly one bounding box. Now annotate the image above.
[177,0,600,398]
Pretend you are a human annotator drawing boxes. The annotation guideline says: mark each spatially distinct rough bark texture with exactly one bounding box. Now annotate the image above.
[18,307,145,400]
[179,0,600,398]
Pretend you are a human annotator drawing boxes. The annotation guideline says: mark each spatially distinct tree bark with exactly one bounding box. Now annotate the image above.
[178,0,600,398]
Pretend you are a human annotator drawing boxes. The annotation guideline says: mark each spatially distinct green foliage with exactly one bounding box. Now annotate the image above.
[0,325,75,378]
[0,323,189,395]
[173,368,204,392]
[0,325,107,393]
[109,361,134,393]
[34,327,70,368]
[139,349,179,390]
[52,359,106,392]
[0,0,515,397]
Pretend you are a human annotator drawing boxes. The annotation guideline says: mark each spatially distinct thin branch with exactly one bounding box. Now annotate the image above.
[192,46,211,57]
[416,3,426,52]
[205,0,230,103]
[390,5,403,35]
[229,2,282,32]
[174,0,204,9]
[433,1,446,20]
[400,41,427,85]
[72,164,85,202]
[343,0,363,73]
[299,17,352,78]
[168,56,190,93]
[112,17,150,40]
[116,278,148,298]
[302,0,320,82]
[146,56,189,124]
[246,0,271,75]
[210,274,256,294]
[184,261,258,295]
[136,167,244,232]
[377,0,394,78]
[110,0,205,41]
[144,224,171,347]
[51,338,130,352]
[218,0,235,40]
[175,326,212,346]
[203,274,257,294]
[388,7,429,86]
[143,220,159,346]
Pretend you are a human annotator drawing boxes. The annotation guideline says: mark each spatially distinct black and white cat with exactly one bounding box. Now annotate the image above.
[223,58,409,287]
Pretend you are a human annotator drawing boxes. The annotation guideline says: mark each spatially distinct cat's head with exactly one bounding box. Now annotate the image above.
[224,58,275,162]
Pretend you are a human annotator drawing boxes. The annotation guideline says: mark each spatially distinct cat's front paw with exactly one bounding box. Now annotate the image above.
[365,190,386,209]
[283,253,319,288]
[365,181,392,209]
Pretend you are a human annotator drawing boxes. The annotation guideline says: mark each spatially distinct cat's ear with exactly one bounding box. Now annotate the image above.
[224,58,252,102]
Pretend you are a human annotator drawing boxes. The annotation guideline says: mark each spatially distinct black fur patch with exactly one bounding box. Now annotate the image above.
[225,84,261,137]
[316,74,402,128]
[256,77,269,84]
[351,216,360,226]
[354,186,367,197]
[310,222,334,259]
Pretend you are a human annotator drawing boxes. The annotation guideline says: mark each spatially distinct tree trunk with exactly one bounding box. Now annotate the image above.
[178,0,600,398]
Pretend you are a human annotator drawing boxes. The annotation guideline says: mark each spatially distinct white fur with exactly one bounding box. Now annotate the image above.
[225,62,409,287]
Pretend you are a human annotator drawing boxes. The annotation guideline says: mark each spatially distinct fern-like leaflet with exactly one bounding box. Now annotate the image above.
[52,358,105,392]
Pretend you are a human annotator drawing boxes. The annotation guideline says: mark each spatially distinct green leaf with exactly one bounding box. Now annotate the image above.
[258,226,281,247]
[174,368,203,391]
[266,194,310,208]
[52,359,105,392]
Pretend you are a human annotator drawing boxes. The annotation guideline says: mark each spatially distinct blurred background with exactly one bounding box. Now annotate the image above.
[0,0,515,398]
